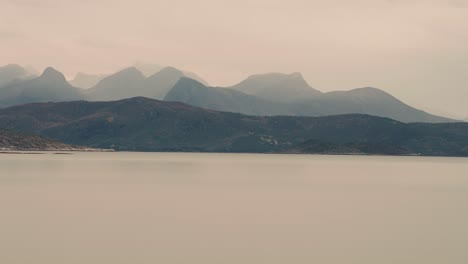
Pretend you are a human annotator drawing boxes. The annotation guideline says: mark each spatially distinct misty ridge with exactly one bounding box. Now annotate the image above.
[0,63,460,124]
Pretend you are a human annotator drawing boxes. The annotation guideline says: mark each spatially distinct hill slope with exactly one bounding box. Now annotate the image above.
[0,97,467,156]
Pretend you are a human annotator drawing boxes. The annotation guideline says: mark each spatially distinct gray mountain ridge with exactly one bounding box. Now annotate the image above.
[70,72,109,89]
[228,72,321,103]
[0,64,458,123]
[69,63,208,89]
[133,62,209,85]
[165,77,292,116]
[85,66,188,101]
[0,67,84,108]
[0,64,37,88]
[165,78,456,123]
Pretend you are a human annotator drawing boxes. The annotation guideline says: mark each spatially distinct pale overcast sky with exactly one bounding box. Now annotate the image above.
[1,0,467,118]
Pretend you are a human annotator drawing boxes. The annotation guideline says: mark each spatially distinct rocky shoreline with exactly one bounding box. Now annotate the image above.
[0,129,113,152]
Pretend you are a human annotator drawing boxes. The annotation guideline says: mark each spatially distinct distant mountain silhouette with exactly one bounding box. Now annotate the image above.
[86,66,206,101]
[132,62,164,76]
[0,64,36,87]
[165,78,291,115]
[70,72,108,89]
[85,67,146,101]
[143,67,188,99]
[0,64,457,123]
[229,72,321,102]
[133,62,209,85]
[0,97,467,156]
[291,87,455,123]
[0,67,84,108]
[166,78,455,123]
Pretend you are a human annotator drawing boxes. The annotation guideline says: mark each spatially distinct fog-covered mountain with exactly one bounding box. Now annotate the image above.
[0,67,84,108]
[0,64,458,123]
[85,67,146,101]
[133,63,208,85]
[165,78,291,116]
[0,64,37,87]
[86,67,187,101]
[70,72,108,89]
[165,78,455,123]
[292,87,455,123]
[228,72,321,102]
[69,63,207,89]
[132,62,165,77]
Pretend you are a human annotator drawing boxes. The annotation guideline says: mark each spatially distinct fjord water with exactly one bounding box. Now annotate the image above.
[1,153,467,264]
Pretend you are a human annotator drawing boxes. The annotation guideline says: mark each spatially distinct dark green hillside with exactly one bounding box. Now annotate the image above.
[0,97,467,156]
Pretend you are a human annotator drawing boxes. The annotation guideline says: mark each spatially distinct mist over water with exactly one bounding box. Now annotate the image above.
[1,152,468,264]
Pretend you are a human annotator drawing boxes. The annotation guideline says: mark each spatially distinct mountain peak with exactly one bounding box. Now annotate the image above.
[349,87,392,97]
[289,72,304,79]
[230,71,321,102]
[148,66,184,79]
[132,62,164,77]
[246,72,305,81]
[40,67,67,83]
[2,64,25,71]
[0,64,34,87]
[115,67,144,77]
[178,77,204,86]
[0,64,29,76]
[161,66,182,73]
[97,67,145,83]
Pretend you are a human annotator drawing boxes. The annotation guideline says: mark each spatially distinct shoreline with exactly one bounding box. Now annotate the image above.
[0,148,115,155]
[1,149,466,158]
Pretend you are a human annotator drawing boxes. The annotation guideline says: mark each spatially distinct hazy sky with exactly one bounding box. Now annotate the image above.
[1,0,467,118]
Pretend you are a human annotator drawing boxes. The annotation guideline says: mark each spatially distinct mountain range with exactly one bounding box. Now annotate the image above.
[132,62,208,85]
[0,64,459,123]
[165,78,454,123]
[85,66,189,101]
[69,63,208,89]
[0,97,466,156]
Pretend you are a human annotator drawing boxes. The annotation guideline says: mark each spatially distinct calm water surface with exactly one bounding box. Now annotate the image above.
[1,152,467,264]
